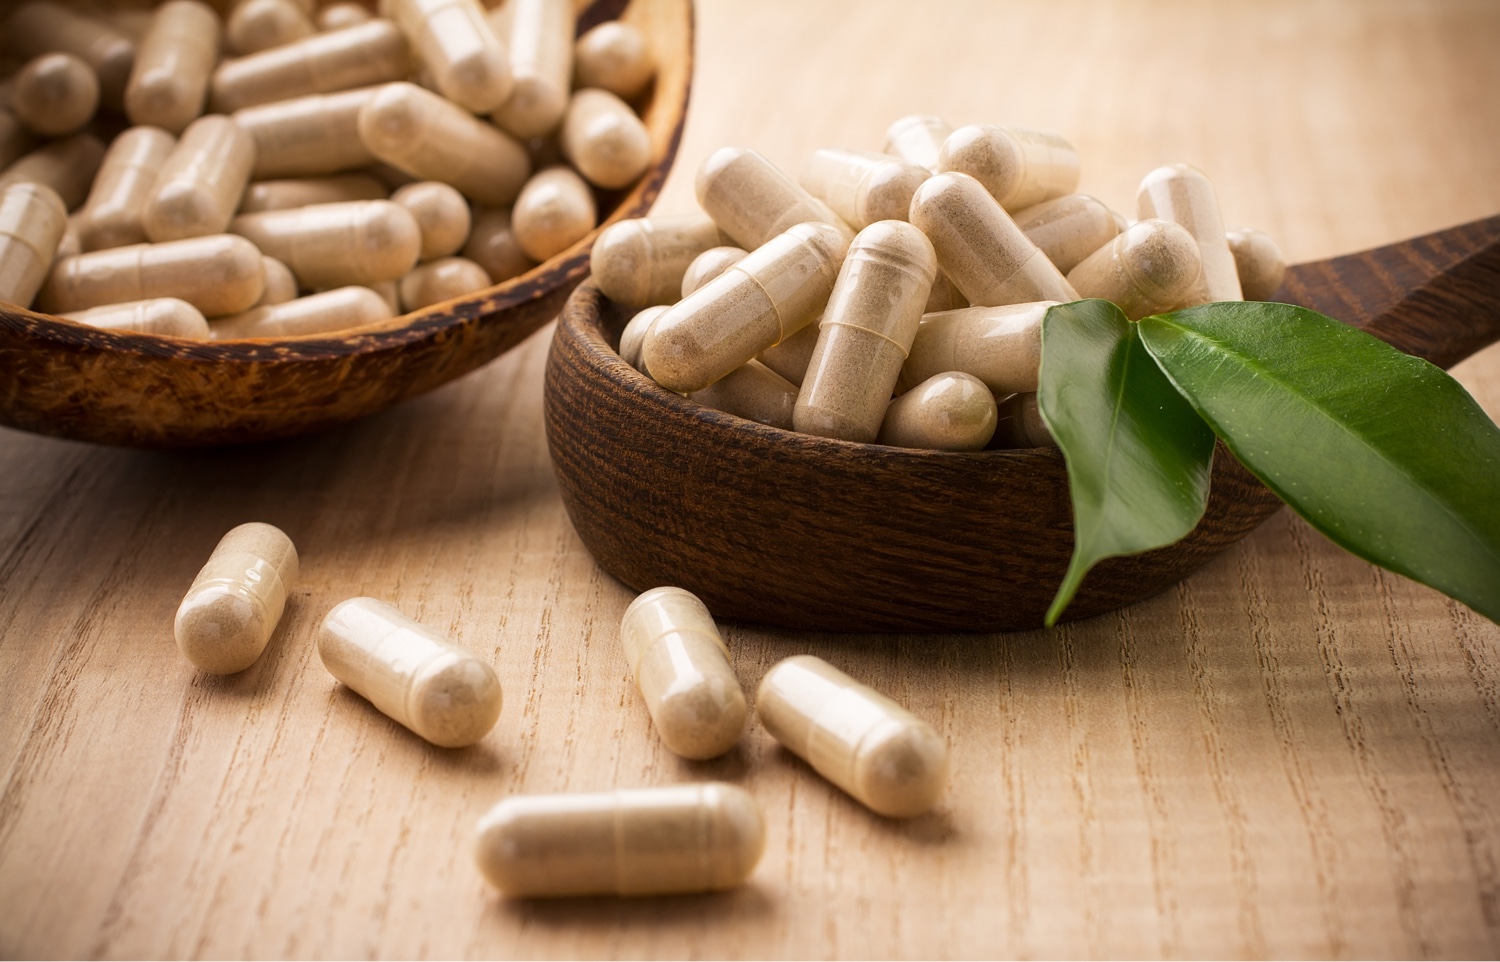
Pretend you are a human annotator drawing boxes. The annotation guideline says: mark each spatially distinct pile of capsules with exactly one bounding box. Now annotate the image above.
[0,0,655,339]
[591,114,1287,451]
[178,521,947,898]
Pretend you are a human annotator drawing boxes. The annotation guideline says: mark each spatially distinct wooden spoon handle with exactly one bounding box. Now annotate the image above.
[1277,213,1500,368]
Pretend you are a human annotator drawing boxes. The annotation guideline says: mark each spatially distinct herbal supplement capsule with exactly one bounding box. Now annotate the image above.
[318,596,503,748]
[1013,193,1121,274]
[143,115,256,242]
[174,522,299,675]
[0,133,107,211]
[315,3,372,31]
[573,21,655,101]
[681,245,746,298]
[234,86,379,179]
[398,256,490,311]
[908,171,1078,307]
[756,655,949,818]
[897,301,1057,396]
[1137,163,1242,303]
[591,214,725,308]
[368,278,400,312]
[63,297,210,338]
[39,234,266,316]
[463,207,535,283]
[642,221,849,395]
[1066,218,1203,320]
[755,321,818,387]
[695,146,854,251]
[1226,226,1286,301]
[100,8,156,41]
[560,88,649,190]
[209,19,410,114]
[54,213,82,261]
[388,0,511,114]
[77,127,177,252]
[794,220,937,443]
[0,182,67,308]
[619,586,747,759]
[924,270,967,313]
[11,53,99,138]
[255,254,297,305]
[225,0,314,56]
[125,0,222,135]
[878,372,997,452]
[992,392,1055,449]
[4,1,136,111]
[512,165,596,261]
[211,284,392,338]
[389,181,469,261]
[618,304,668,373]
[882,114,952,172]
[357,82,530,207]
[799,148,929,230]
[489,0,571,139]
[230,199,421,288]
[937,124,1080,212]
[0,111,34,172]
[690,360,798,431]
[239,173,387,212]
[475,783,765,897]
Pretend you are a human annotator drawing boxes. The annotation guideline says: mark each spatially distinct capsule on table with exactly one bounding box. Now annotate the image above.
[211,284,392,338]
[1066,218,1203,320]
[76,127,175,252]
[388,0,511,114]
[234,86,379,179]
[559,88,649,190]
[882,114,952,172]
[10,53,99,138]
[755,321,818,387]
[1137,163,1242,303]
[0,133,107,211]
[681,245,746,298]
[642,221,849,395]
[799,148,930,230]
[0,182,67,308]
[125,0,222,135]
[695,146,853,251]
[315,3,371,31]
[62,296,212,338]
[318,596,502,748]
[475,783,765,898]
[618,304,668,373]
[174,522,299,675]
[489,0,571,139]
[757,655,949,818]
[878,372,997,452]
[463,207,536,284]
[209,19,411,113]
[591,214,725,308]
[239,173,387,213]
[511,165,596,261]
[992,392,1055,449]
[937,124,1079,212]
[898,301,1056,396]
[142,115,255,243]
[398,256,490,311]
[357,82,530,207]
[1012,193,1121,274]
[390,181,469,261]
[225,0,314,56]
[690,360,799,431]
[1226,226,1286,301]
[39,234,266,316]
[909,171,1078,307]
[4,1,136,111]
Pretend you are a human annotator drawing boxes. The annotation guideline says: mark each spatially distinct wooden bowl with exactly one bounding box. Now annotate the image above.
[545,215,1500,632]
[0,0,692,449]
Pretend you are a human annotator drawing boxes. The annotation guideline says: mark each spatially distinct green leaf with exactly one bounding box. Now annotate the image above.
[1138,302,1500,625]
[1038,300,1217,626]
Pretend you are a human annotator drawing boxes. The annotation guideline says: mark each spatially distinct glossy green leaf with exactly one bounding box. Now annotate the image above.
[1139,302,1500,625]
[1038,300,1216,626]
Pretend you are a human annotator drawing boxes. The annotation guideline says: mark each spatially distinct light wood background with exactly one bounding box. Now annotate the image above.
[4,1,1500,958]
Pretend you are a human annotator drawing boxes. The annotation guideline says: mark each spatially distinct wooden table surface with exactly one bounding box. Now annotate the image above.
[4,1,1500,958]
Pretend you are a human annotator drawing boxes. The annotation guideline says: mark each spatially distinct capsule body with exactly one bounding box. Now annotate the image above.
[174,522,299,675]
[489,0,571,138]
[992,392,1055,449]
[210,19,410,113]
[690,360,799,431]
[62,297,211,338]
[126,0,221,133]
[143,115,256,242]
[0,133,108,210]
[758,655,948,818]
[0,182,67,308]
[799,149,929,229]
[898,301,1056,396]
[316,3,372,31]
[5,1,136,110]
[230,199,422,288]
[573,21,655,100]
[1013,193,1120,274]
[398,256,490,311]
[882,114,952,171]
[40,234,266,316]
[234,86,379,179]
[390,180,469,261]
[695,146,853,251]
[937,124,1079,212]
[755,321,819,387]
[77,128,176,253]
[212,285,392,338]
[560,88,649,190]
[255,255,298,304]
[618,304,668,374]
[225,0,314,56]
[239,173,387,213]
[512,166,596,261]
[0,113,34,172]
[681,245,746,298]
[463,207,535,283]
[1137,163,1242,303]
[475,783,765,897]
[11,53,99,138]
[318,597,503,748]
[1226,226,1286,301]
[878,372,998,451]
[389,0,512,114]
[1066,218,1203,320]
[591,214,724,307]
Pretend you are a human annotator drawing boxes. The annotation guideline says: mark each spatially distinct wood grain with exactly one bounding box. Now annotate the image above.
[3,0,1500,958]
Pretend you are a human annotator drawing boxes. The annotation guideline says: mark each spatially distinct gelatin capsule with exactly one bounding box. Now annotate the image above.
[475,783,765,898]
[225,0,314,56]
[54,213,82,261]
[5,1,136,111]
[388,0,512,114]
[397,256,490,311]
[937,124,1080,212]
[991,392,1055,449]
[315,3,372,31]
[798,148,929,229]
[642,221,849,395]
[489,0,571,139]
[1136,163,1242,303]
[512,165,597,261]
[234,86,380,179]
[619,586,747,759]
[238,173,388,213]
[125,0,222,134]
[0,111,35,172]
[695,146,853,251]
[211,284,393,338]
[367,278,400,312]
[878,372,998,452]
[209,19,411,113]
[908,171,1078,307]
[794,220,937,443]
[755,321,818,387]
[591,214,725,308]
[230,199,422,288]
[254,254,298,305]
[559,88,650,190]
[318,596,503,748]
[1065,218,1203,320]
[174,522,299,675]
[143,116,257,242]
[573,21,656,101]
[0,133,108,211]
[1012,193,1120,274]
[463,206,536,284]
[690,360,799,431]
[897,301,1057,396]
[924,270,968,313]
[757,655,949,818]
[617,304,668,374]
[1226,226,1286,302]
[0,182,67,309]
[680,245,746,298]
[11,53,99,138]
[40,234,266,317]
[62,296,211,338]
[390,180,470,261]
[882,114,952,172]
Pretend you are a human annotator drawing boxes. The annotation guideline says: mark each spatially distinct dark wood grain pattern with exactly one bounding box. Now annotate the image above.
[545,218,1500,632]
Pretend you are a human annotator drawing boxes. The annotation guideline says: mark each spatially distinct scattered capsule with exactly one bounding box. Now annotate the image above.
[794,221,937,443]
[560,88,650,190]
[512,165,596,261]
[239,173,387,213]
[211,285,392,338]
[225,0,314,56]
[680,245,746,298]
[642,221,849,395]
[937,124,1079,212]
[318,596,503,748]
[388,0,512,114]
[77,127,176,251]
[1137,163,1242,303]
[0,182,67,309]
[755,321,818,387]
[209,19,410,113]
[1226,226,1286,301]
[230,199,421,289]
[757,655,949,818]
[463,207,536,284]
[591,214,725,308]
[125,0,222,134]
[898,301,1057,396]
[573,21,656,101]
[5,1,136,111]
[10,53,99,138]
[0,133,108,211]
[234,86,380,179]
[992,392,1055,449]
[618,304,668,373]
[799,148,929,229]
[40,234,266,316]
[882,114,952,172]
[475,783,765,898]
[1066,218,1203,320]
[143,116,256,242]
[1012,193,1121,274]
[314,2,371,31]
[695,146,853,250]
[390,180,469,261]
[878,372,998,451]
[398,256,490,311]
[173,522,299,675]
[489,0,572,139]
[690,359,799,431]
[62,297,211,338]
[908,171,1078,307]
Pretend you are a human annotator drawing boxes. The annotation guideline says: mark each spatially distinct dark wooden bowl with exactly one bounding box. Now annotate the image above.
[0,0,692,449]
[545,215,1500,632]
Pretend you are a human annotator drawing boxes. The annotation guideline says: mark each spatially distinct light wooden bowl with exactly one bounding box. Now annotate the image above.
[0,0,692,448]
[545,215,1500,632]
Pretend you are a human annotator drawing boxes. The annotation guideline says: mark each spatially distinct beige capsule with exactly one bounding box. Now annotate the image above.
[319,596,503,748]
[0,111,35,172]
[398,256,490,311]
[254,254,297,305]
[209,19,410,113]
[559,88,649,191]
[388,0,512,114]
[690,360,798,431]
[463,207,535,284]
[489,0,571,139]
[908,171,1078,307]
[591,214,724,308]
[4,2,136,110]
[512,165,596,261]
[695,146,854,251]
[0,133,108,211]
[1137,163,1242,303]
[174,522,299,675]
[924,270,968,313]
[619,586,747,760]
[62,296,211,338]
[1226,226,1286,301]
[618,304,668,373]
[98,7,156,41]
[239,173,387,213]
[366,278,400,312]
[315,2,372,31]
[125,0,222,134]
[897,301,1057,396]
[231,199,421,288]
[211,284,393,338]
[794,220,937,443]
[390,180,469,261]
[233,86,379,179]
[937,124,1080,212]
[0,182,67,308]
[1066,218,1203,320]
[54,212,82,261]
[799,148,929,230]
[992,392,1055,449]
[878,372,998,452]
[11,53,99,138]
[573,21,655,101]
[680,245,746,298]
[882,114,952,172]
[755,321,818,387]
[1012,193,1121,274]
[642,221,849,395]
[225,0,314,55]
[77,126,177,251]
[757,655,949,818]
[142,115,256,242]
[40,234,266,316]
[357,82,530,207]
